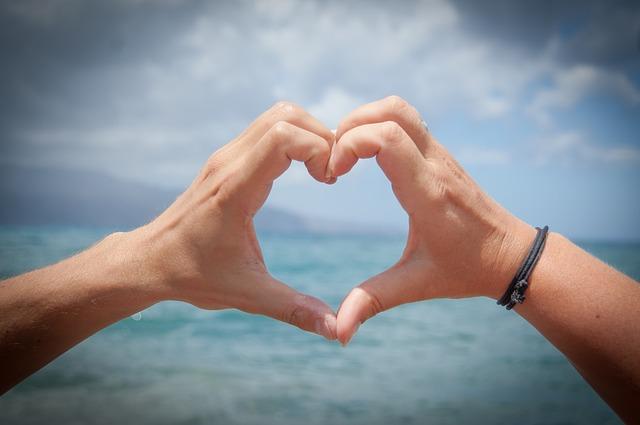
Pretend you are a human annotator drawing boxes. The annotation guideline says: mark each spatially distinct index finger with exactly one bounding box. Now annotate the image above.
[329,121,429,214]
[239,101,335,148]
[236,121,333,192]
[335,95,431,155]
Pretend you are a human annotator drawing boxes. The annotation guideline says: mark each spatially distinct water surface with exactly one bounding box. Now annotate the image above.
[1,226,638,425]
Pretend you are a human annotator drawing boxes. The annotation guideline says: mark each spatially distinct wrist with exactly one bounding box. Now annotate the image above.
[483,216,537,301]
[95,228,171,307]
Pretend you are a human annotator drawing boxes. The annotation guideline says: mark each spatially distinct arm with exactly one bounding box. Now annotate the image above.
[515,232,640,422]
[0,101,339,394]
[329,96,640,423]
[0,232,160,394]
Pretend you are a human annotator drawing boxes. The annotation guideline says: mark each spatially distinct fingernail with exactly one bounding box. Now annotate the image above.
[325,315,337,340]
[342,322,360,347]
[325,166,333,181]
[325,157,335,181]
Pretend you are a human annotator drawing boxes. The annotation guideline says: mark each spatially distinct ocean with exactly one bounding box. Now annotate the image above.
[1,226,638,425]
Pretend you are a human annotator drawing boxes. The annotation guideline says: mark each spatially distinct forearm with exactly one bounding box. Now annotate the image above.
[499,230,640,422]
[0,230,163,394]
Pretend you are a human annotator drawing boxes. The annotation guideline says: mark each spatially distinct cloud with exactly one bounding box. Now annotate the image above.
[0,0,522,179]
[307,87,363,128]
[168,0,549,123]
[450,0,640,68]
[1,0,639,192]
[556,1,640,67]
[533,131,640,165]
[528,65,640,126]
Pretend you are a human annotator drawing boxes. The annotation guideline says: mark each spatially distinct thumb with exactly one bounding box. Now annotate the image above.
[246,277,337,340]
[336,261,427,345]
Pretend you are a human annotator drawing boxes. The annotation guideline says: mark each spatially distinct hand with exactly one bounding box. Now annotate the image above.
[128,102,338,339]
[328,96,536,345]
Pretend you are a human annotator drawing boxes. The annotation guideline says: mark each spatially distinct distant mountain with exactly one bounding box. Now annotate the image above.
[0,165,396,235]
[0,165,176,228]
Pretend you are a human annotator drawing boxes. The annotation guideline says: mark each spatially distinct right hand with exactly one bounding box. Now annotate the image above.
[329,96,536,345]
[125,101,338,340]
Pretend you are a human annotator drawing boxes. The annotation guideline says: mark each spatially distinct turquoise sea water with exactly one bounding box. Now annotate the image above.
[1,226,639,425]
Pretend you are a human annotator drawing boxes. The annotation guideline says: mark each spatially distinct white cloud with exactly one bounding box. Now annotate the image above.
[474,96,511,119]
[254,0,459,75]
[176,0,544,122]
[528,65,640,127]
[274,161,313,186]
[14,124,232,186]
[307,87,363,128]
[533,131,640,165]
[6,0,640,191]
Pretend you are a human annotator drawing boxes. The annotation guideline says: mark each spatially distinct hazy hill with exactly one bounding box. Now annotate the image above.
[0,166,394,235]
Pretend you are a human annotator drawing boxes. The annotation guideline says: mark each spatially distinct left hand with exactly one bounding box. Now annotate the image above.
[328,96,535,345]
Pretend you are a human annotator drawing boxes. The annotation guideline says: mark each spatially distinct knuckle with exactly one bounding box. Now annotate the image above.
[202,155,223,178]
[425,161,451,204]
[271,100,302,119]
[204,171,235,210]
[205,187,229,215]
[385,95,410,115]
[285,294,314,328]
[430,178,449,203]
[268,121,294,143]
[362,289,385,320]
[284,306,301,326]
[380,120,404,145]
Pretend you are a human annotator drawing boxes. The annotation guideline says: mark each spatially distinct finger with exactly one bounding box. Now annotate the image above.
[335,95,430,155]
[247,277,337,340]
[329,121,429,213]
[336,261,427,345]
[241,121,333,189]
[197,103,333,187]
[239,101,335,148]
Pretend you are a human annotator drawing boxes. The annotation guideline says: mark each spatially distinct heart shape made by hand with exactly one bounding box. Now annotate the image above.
[142,96,533,346]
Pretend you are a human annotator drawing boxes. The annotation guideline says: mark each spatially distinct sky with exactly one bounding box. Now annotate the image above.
[1,0,639,240]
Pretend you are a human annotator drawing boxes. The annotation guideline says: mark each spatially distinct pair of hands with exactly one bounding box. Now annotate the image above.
[128,96,535,345]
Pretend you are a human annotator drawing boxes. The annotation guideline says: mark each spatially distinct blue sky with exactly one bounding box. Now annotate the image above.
[1,0,639,240]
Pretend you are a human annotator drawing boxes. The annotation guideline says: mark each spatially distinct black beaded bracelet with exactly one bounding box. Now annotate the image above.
[497,226,549,310]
